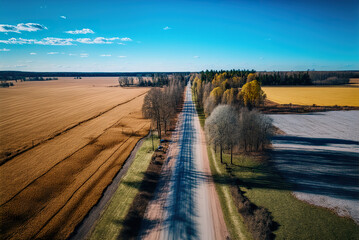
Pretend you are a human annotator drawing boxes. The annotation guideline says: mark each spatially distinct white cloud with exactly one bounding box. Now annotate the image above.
[68,53,76,56]
[0,37,124,45]
[0,23,47,33]
[47,52,59,55]
[163,26,171,30]
[77,37,119,44]
[193,56,199,58]
[66,28,94,34]
[100,54,111,57]
[30,52,36,55]
[118,55,127,58]
[120,37,132,41]
[0,37,74,45]
[118,42,125,45]
[15,64,27,68]
[60,16,67,19]
[39,37,74,45]
[80,53,89,57]
[0,48,10,51]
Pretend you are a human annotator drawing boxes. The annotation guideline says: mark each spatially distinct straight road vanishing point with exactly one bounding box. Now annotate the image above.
[140,82,229,240]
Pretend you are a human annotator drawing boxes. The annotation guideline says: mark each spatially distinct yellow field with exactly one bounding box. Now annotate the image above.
[0,77,150,239]
[262,86,359,107]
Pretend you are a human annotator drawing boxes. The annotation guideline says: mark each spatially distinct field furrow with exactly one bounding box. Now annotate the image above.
[0,78,151,239]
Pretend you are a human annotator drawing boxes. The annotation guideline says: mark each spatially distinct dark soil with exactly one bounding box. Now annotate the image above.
[259,99,359,114]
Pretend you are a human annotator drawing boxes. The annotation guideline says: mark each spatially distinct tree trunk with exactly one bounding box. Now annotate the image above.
[151,128,154,151]
[230,146,233,165]
[220,145,223,164]
[157,120,161,139]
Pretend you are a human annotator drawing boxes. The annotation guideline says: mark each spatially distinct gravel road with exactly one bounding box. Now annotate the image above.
[140,82,229,239]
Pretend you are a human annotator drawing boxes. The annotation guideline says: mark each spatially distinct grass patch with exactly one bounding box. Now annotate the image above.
[89,135,159,240]
[216,152,359,240]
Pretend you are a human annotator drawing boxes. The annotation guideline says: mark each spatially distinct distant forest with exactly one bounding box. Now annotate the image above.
[0,70,358,85]
[0,71,190,81]
[199,70,359,86]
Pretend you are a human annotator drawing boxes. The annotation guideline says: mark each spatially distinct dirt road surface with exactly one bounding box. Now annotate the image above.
[140,82,229,240]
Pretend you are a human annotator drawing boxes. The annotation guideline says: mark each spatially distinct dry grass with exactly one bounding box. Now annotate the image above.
[0,77,151,239]
[262,86,359,107]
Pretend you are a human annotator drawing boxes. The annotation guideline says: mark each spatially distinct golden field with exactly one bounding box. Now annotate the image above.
[0,77,150,239]
[262,86,359,107]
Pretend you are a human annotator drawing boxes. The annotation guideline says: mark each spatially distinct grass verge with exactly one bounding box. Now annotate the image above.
[89,134,159,240]
[215,152,359,240]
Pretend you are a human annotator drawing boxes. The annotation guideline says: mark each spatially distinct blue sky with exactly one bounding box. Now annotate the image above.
[0,0,358,72]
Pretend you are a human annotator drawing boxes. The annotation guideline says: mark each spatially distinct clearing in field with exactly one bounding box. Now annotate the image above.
[262,86,359,107]
[0,77,151,239]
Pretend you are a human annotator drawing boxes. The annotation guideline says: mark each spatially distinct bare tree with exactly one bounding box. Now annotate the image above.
[142,79,185,139]
[142,88,163,138]
[118,77,129,87]
[238,108,273,152]
[205,105,238,164]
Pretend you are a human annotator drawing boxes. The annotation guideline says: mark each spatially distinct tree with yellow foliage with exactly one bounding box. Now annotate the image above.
[239,80,266,109]
[246,73,257,83]
[212,72,227,87]
[222,88,236,105]
[210,87,223,105]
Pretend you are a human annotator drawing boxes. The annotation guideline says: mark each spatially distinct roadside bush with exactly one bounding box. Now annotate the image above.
[230,182,276,240]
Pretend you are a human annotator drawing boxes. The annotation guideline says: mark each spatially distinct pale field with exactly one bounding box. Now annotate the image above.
[0,77,151,239]
[262,86,359,106]
[349,78,359,86]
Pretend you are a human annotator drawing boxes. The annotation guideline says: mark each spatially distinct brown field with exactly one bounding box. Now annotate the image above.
[262,86,359,107]
[0,77,150,239]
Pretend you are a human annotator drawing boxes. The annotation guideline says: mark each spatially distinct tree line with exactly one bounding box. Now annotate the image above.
[119,73,187,87]
[205,105,273,164]
[192,70,273,164]
[198,69,359,86]
[142,79,185,139]
[192,72,266,117]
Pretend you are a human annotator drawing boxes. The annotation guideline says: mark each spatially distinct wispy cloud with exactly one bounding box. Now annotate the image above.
[0,23,47,33]
[163,26,171,30]
[80,53,89,58]
[60,16,67,19]
[76,37,119,44]
[15,64,27,68]
[65,28,94,34]
[193,56,199,58]
[0,37,73,45]
[47,52,59,55]
[30,52,37,55]
[100,54,111,57]
[118,55,127,58]
[120,37,132,41]
[0,48,10,51]
[0,37,124,45]
[68,53,76,56]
